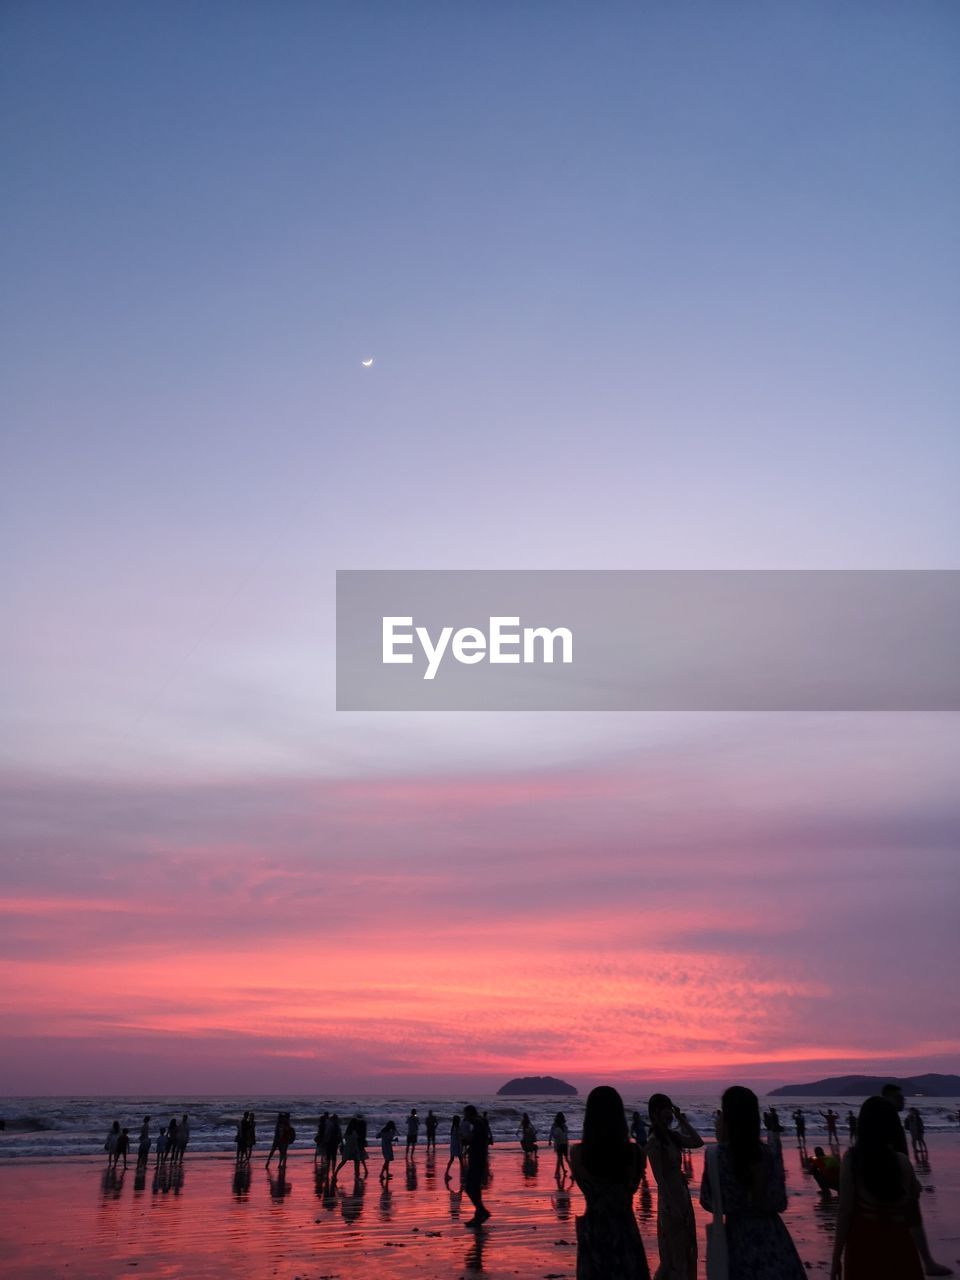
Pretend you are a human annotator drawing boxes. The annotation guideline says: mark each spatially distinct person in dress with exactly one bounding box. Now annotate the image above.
[570,1085,650,1280]
[831,1096,924,1280]
[444,1114,463,1182]
[699,1085,805,1280]
[550,1112,571,1179]
[645,1094,703,1280]
[334,1116,363,1181]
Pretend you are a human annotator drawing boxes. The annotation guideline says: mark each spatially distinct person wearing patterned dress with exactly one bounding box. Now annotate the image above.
[699,1086,805,1280]
[645,1093,703,1280]
[570,1085,651,1280]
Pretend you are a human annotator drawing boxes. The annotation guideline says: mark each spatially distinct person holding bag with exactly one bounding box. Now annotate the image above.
[699,1087,804,1280]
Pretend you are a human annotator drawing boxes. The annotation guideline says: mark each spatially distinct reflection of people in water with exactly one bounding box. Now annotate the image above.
[645,1094,702,1280]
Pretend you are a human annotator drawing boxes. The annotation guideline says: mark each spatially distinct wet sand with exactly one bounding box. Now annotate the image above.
[1,1136,957,1278]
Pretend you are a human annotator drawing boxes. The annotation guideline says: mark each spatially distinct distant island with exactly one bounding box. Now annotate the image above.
[770,1073,960,1098]
[497,1076,577,1097]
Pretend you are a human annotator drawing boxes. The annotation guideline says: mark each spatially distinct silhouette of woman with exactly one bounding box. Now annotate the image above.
[570,1085,650,1279]
[444,1114,463,1182]
[550,1112,570,1178]
[831,1097,923,1280]
[699,1086,804,1280]
[379,1119,398,1182]
[645,1094,702,1280]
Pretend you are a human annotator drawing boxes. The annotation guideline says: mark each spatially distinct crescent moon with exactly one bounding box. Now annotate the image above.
[361,357,374,367]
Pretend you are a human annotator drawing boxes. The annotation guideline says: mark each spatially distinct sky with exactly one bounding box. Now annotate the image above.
[1,2,958,1095]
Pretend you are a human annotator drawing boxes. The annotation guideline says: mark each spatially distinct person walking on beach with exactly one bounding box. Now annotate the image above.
[570,1085,650,1279]
[378,1119,398,1182]
[323,1113,342,1169]
[831,1096,924,1280]
[354,1112,369,1175]
[444,1114,464,1182]
[117,1127,130,1170]
[880,1084,951,1275]
[645,1094,702,1280]
[699,1086,805,1280]
[905,1109,928,1163]
[550,1111,571,1179]
[461,1104,491,1228]
[104,1120,121,1168]
[405,1108,420,1160]
[155,1125,169,1164]
[847,1110,858,1143]
[334,1116,363,1181]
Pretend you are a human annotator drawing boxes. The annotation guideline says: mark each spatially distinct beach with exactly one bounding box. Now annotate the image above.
[1,1133,957,1279]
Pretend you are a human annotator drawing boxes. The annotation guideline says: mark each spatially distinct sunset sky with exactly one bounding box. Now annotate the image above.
[2,3,959,1094]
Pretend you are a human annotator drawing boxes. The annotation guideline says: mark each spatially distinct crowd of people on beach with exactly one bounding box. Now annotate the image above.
[101,1082,950,1279]
[103,1113,190,1171]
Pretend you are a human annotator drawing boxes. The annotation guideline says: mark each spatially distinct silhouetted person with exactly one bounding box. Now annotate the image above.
[645,1093,702,1280]
[266,1111,289,1167]
[354,1112,369,1174]
[699,1086,804,1279]
[237,1112,251,1163]
[444,1114,463,1182]
[323,1113,342,1168]
[378,1119,398,1182]
[334,1116,363,1180]
[104,1120,121,1168]
[880,1084,950,1275]
[137,1117,152,1168]
[792,1108,806,1144]
[518,1112,538,1157]
[313,1113,328,1165]
[174,1113,189,1164]
[570,1085,649,1279]
[821,1109,840,1145]
[425,1110,439,1150]
[549,1111,570,1179]
[461,1104,490,1228]
[847,1109,858,1142]
[905,1108,928,1162]
[832,1096,924,1280]
[117,1128,130,1170]
[155,1125,169,1164]
[405,1108,419,1159]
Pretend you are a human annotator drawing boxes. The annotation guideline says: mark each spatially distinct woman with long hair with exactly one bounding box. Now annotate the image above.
[570,1085,650,1279]
[831,1096,923,1280]
[699,1086,804,1279]
[645,1093,703,1280]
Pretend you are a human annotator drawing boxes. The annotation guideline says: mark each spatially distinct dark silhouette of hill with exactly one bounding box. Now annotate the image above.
[770,1072,960,1097]
[497,1075,577,1096]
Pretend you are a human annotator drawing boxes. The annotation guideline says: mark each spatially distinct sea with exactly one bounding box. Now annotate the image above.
[1,1093,957,1161]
